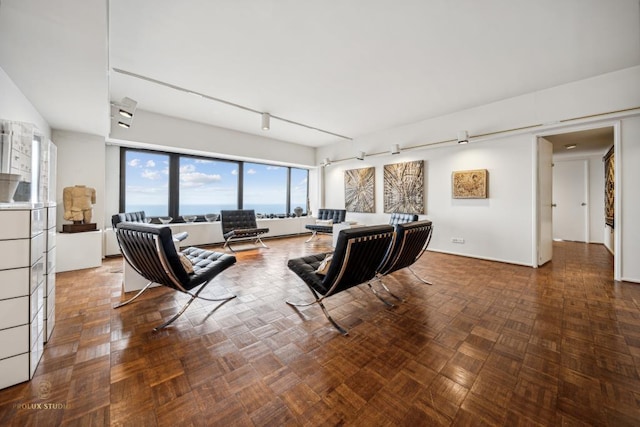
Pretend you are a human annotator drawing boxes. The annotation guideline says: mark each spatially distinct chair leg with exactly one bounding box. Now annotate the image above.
[379,279,404,302]
[408,267,432,285]
[254,235,269,248]
[286,287,348,335]
[366,282,395,307]
[113,281,154,308]
[305,230,318,243]
[223,237,236,252]
[317,299,348,336]
[153,283,236,331]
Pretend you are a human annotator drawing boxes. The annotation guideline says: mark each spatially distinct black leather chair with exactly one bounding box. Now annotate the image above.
[304,208,347,242]
[286,224,395,335]
[113,222,237,331]
[370,220,434,303]
[111,211,188,242]
[220,209,270,252]
[388,212,419,225]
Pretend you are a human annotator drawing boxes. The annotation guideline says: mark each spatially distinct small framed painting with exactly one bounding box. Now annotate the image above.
[452,169,488,199]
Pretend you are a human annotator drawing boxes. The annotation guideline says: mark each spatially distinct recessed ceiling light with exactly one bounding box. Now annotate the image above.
[564,144,577,150]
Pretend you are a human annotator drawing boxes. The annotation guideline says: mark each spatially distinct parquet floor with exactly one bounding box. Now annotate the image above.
[1,236,639,426]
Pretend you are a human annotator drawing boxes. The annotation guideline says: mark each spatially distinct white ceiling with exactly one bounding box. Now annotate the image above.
[1,0,639,147]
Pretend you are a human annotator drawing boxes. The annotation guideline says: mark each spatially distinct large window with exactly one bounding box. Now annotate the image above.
[290,167,308,212]
[123,150,170,216]
[243,162,287,215]
[120,148,308,220]
[179,157,238,216]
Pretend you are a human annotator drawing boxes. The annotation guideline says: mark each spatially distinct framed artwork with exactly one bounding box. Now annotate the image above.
[452,169,488,199]
[604,146,614,228]
[344,167,375,213]
[383,160,424,214]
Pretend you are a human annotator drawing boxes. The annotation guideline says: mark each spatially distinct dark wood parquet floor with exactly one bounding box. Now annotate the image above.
[0,236,639,426]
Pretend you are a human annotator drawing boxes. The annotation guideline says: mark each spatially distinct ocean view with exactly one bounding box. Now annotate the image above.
[127,203,307,217]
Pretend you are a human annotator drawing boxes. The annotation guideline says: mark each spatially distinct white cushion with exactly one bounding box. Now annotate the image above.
[315,254,333,275]
[315,219,333,226]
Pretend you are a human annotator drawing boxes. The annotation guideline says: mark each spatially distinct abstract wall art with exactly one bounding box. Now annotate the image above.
[452,169,488,199]
[604,146,614,228]
[383,160,424,214]
[344,167,375,213]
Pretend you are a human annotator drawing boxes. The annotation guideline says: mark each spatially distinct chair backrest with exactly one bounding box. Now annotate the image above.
[317,209,346,223]
[111,211,147,228]
[115,222,190,292]
[220,210,258,234]
[319,224,395,296]
[378,220,433,276]
[389,213,418,226]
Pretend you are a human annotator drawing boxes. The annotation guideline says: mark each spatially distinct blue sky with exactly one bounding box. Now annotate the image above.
[125,151,307,207]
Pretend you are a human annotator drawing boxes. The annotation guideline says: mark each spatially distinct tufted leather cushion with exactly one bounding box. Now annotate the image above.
[389,213,419,226]
[112,211,146,228]
[378,220,433,275]
[220,210,269,240]
[116,222,236,291]
[305,209,347,233]
[289,224,394,295]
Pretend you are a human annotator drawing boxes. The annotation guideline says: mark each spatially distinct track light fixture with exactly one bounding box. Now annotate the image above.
[356,151,365,160]
[118,97,137,119]
[391,144,400,155]
[261,113,270,131]
[457,130,469,144]
[322,157,331,167]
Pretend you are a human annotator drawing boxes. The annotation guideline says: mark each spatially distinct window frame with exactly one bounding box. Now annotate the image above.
[119,147,309,222]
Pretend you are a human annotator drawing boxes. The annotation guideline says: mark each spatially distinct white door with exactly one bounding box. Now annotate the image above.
[538,138,553,265]
[553,160,587,242]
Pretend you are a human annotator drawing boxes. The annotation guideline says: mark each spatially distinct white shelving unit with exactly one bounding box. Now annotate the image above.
[0,204,45,389]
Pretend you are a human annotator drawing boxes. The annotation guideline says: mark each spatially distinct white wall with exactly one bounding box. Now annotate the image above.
[52,130,106,232]
[0,66,51,139]
[317,66,640,279]
[620,116,640,283]
[323,134,534,266]
[109,109,316,167]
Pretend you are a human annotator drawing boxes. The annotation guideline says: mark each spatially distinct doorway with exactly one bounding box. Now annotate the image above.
[536,124,617,275]
[552,159,588,242]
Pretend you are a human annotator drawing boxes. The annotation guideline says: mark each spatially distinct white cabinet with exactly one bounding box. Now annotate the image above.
[44,204,56,341]
[0,204,45,389]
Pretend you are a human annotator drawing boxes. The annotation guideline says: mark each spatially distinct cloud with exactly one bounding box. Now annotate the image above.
[195,159,213,164]
[180,164,196,173]
[266,166,281,170]
[141,169,161,180]
[231,169,238,175]
[247,168,257,175]
[180,172,222,187]
[128,158,140,167]
[146,160,155,167]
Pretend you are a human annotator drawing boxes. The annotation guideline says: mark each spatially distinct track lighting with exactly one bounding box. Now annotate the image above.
[356,151,365,160]
[322,157,331,167]
[261,113,270,131]
[118,97,137,119]
[457,130,469,144]
[391,144,400,155]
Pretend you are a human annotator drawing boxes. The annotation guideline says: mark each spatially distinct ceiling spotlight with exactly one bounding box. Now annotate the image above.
[118,97,137,119]
[457,130,469,144]
[564,144,577,150]
[391,144,400,155]
[356,151,365,160]
[322,157,331,167]
[261,113,270,131]
[117,121,130,129]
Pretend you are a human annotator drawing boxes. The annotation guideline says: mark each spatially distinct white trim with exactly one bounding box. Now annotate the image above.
[613,121,622,281]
